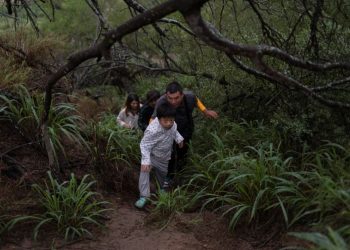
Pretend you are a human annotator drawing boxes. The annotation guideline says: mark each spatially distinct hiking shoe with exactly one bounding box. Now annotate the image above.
[163,176,174,189]
[163,181,169,189]
[135,197,147,209]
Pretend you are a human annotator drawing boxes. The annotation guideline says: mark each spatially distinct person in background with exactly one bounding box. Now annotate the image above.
[153,81,219,186]
[116,93,140,129]
[138,90,161,132]
[135,102,184,208]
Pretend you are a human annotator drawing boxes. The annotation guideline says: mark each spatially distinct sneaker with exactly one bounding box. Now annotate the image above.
[135,197,147,209]
[163,181,169,189]
[163,177,173,189]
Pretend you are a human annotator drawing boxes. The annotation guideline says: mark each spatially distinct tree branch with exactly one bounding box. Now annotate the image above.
[182,8,349,72]
[246,0,285,47]
[181,7,350,108]
[41,0,209,169]
[307,0,324,59]
[312,76,350,92]
[124,0,195,36]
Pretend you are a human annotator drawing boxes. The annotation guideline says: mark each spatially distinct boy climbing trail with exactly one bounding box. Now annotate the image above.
[135,102,184,209]
[153,81,219,186]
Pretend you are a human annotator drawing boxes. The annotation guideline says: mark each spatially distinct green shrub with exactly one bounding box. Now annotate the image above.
[299,144,350,229]
[0,85,87,162]
[151,187,198,218]
[87,114,141,168]
[28,172,110,240]
[186,119,350,233]
[189,142,297,229]
[290,228,349,250]
[0,57,31,89]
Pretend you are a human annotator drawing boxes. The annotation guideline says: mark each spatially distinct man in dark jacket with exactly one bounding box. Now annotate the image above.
[153,81,218,185]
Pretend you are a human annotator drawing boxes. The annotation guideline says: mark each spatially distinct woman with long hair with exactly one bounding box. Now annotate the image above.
[117,93,140,129]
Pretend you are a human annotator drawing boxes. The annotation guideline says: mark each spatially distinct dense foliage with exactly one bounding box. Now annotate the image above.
[0,0,349,248]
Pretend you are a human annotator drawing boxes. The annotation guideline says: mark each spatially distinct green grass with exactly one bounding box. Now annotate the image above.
[289,228,349,250]
[188,142,296,229]
[87,113,141,169]
[0,57,31,89]
[151,187,199,218]
[9,172,111,241]
[182,119,350,246]
[0,85,87,163]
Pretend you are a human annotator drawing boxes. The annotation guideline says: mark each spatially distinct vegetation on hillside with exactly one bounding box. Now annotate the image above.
[0,0,349,248]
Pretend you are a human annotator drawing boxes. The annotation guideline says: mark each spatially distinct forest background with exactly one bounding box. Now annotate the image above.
[0,0,349,249]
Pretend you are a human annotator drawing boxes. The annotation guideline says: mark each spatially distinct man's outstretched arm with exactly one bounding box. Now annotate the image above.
[196,97,218,119]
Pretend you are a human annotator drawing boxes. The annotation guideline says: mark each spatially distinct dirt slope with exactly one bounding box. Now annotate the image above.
[2,200,266,250]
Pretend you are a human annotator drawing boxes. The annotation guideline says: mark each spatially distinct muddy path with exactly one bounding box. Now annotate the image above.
[2,195,281,250]
[0,122,284,250]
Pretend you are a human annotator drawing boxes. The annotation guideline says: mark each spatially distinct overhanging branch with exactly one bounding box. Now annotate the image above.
[182,8,349,72]
[40,0,209,169]
[181,6,350,108]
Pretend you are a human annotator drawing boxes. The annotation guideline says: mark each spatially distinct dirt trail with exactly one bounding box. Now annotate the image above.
[0,122,281,250]
[3,197,265,250]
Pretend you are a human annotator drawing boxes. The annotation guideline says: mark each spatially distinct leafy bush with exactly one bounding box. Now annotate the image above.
[0,29,65,90]
[0,57,31,89]
[188,141,296,229]
[0,85,87,162]
[87,114,141,168]
[290,228,349,250]
[0,27,65,62]
[151,187,199,218]
[185,120,350,238]
[191,118,279,156]
[300,144,350,229]
[15,172,110,241]
[85,114,141,190]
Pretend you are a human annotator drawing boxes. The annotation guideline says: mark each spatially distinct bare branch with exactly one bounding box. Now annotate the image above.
[123,0,167,37]
[312,76,350,92]
[42,0,209,122]
[307,0,324,59]
[181,7,350,108]
[19,0,40,34]
[85,0,109,44]
[183,9,350,72]
[5,0,12,15]
[33,0,53,21]
[285,12,306,48]
[85,0,109,31]
[246,0,285,47]
[124,0,195,36]
[157,18,195,36]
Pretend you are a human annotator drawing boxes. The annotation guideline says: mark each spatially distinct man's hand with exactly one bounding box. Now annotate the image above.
[203,109,219,119]
[141,164,152,172]
[178,141,184,148]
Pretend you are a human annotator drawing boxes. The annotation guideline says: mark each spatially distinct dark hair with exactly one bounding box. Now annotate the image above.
[146,89,160,104]
[156,102,176,119]
[125,93,140,116]
[166,81,183,94]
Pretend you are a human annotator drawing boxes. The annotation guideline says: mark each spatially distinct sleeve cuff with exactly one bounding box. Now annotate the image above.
[196,97,207,112]
[141,159,151,165]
